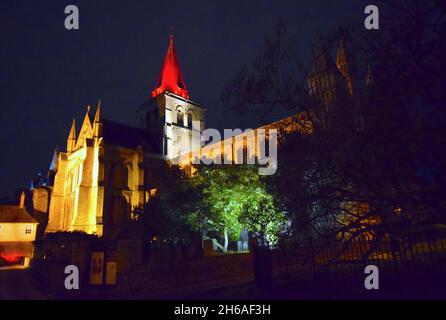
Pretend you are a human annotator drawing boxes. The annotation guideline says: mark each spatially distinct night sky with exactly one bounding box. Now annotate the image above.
[0,0,369,198]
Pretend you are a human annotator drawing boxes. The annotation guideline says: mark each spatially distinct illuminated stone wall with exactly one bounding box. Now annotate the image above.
[45,104,161,238]
[154,92,205,160]
[0,223,37,242]
[176,111,313,172]
[47,114,101,235]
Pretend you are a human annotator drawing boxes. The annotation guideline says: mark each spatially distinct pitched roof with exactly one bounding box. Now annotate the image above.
[152,35,190,99]
[102,119,160,152]
[0,206,38,224]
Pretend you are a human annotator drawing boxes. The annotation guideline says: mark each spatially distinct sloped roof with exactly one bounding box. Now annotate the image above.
[102,119,160,152]
[0,206,37,224]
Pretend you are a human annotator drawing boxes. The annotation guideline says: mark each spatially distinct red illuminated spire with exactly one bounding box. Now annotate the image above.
[152,34,190,99]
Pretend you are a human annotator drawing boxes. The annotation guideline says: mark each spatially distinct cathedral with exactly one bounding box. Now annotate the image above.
[29,35,360,240]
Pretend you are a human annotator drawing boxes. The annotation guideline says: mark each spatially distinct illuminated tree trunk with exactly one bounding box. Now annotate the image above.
[223,227,228,252]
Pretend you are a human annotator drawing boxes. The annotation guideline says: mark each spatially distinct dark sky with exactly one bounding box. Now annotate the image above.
[0,0,369,198]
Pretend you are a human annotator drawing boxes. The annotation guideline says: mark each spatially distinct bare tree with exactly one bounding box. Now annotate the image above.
[223,3,446,248]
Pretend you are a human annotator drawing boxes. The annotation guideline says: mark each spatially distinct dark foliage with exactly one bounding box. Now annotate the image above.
[223,1,446,243]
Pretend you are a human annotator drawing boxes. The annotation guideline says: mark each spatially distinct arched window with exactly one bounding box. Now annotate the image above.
[187,112,193,128]
[177,110,183,126]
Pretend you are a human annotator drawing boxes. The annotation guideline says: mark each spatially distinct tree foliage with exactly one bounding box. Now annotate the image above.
[189,165,285,248]
[131,162,198,240]
[223,2,446,243]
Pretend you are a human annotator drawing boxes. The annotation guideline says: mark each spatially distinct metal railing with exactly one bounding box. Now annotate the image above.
[252,232,446,298]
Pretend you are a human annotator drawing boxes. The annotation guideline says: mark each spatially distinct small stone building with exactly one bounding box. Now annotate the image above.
[0,192,38,265]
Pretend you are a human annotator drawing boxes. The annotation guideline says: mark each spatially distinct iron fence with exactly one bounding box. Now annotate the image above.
[252,232,446,298]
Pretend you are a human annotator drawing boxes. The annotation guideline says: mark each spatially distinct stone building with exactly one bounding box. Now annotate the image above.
[28,35,358,240]
[35,35,206,239]
[0,192,38,266]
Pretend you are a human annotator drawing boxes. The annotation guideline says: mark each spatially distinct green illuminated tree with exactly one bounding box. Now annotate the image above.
[239,193,287,246]
[189,165,285,251]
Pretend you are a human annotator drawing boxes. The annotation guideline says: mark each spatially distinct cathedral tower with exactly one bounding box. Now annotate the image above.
[308,40,356,106]
[47,104,103,235]
[149,34,205,160]
[308,48,340,106]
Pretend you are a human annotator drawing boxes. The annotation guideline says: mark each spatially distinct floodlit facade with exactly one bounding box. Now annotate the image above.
[41,35,206,238]
[28,36,355,239]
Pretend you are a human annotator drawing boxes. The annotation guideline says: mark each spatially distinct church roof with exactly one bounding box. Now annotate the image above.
[0,206,37,224]
[102,119,160,152]
[152,35,190,100]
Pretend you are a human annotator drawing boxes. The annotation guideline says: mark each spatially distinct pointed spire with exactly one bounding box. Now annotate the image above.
[78,105,92,130]
[68,118,77,140]
[93,99,103,138]
[366,65,374,86]
[49,147,59,172]
[94,99,101,123]
[336,39,353,95]
[336,39,347,72]
[19,191,25,208]
[84,105,92,125]
[74,106,94,149]
[152,33,190,99]
[67,119,77,153]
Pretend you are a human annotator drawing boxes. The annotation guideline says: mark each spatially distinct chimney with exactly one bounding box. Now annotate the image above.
[19,191,25,208]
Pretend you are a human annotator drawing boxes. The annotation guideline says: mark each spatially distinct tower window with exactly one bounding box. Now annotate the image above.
[177,111,183,126]
[187,112,193,128]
